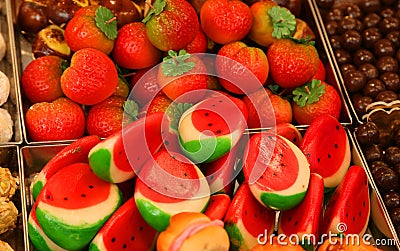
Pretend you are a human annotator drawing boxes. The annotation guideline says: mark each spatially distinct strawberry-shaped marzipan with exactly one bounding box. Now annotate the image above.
[61,47,118,105]
[216,41,269,95]
[64,5,117,55]
[292,79,342,125]
[143,0,199,51]
[112,22,162,70]
[21,55,66,103]
[157,50,208,103]
[25,97,86,142]
[249,3,296,47]
[267,37,319,89]
[200,0,252,44]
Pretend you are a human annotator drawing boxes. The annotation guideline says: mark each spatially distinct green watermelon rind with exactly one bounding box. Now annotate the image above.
[260,191,307,211]
[180,136,232,163]
[32,179,44,201]
[88,136,135,183]
[89,244,101,251]
[88,148,112,182]
[135,198,171,232]
[88,233,105,251]
[225,223,248,251]
[36,187,123,250]
[28,216,68,251]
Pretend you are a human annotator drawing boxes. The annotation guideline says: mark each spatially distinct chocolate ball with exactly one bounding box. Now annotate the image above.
[380,17,400,34]
[355,121,380,146]
[380,8,395,18]
[376,56,399,73]
[334,49,352,64]
[369,160,390,174]
[343,70,366,92]
[391,208,400,227]
[316,0,334,9]
[325,8,343,22]
[363,13,382,28]
[385,146,400,166]
[338,16,363,34]
[363,28,383,49]
[344,4,362,19]
[386,31,400,48]
[384,192,400,210]
[341,63,357,75]
[376,90,398,102]
[364,144,384,163]
[341,30,362,51]
[360,0,381,13]
[354,49,375,66]
[325,21,338,36]
[380,72,400,91]
[353,95,374,115]
[373,166,399,192]
[330,35,342,50]
[374,38,395,57]
[359,63,379,81]
[363,78,386,97]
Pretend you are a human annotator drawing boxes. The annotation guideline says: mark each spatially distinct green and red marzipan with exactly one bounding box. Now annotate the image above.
[35,163,122,250]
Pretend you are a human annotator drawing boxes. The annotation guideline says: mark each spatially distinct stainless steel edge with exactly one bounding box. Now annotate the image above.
[18,145,30,251]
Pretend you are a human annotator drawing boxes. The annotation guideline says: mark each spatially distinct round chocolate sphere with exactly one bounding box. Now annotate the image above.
[385,146,400,166]
[360,0,381,13]
[386,31,400,48]
[373,166,399,192]
[384,192,400,210]
[343,70,366,92]
[359,63,379,81]
[316,0,334,9]
[363,78,386,97]
[353,95,374,115]
[376,90,399,102]
[355,121,380,146]
[374,38,396,57]
[369,160,389,174]
[338,16,363,34]
[390,207,400,227]
[354,49,375,66]
[329,35,342,50]
[341,63,357,75]
[363,28,383,49]
[380,72,400,91]
[325,21,338,36]
[344,4,362,19]
[325,8,344,22]
[335,49,352,64]
[376,56,399,73]
[364,144,384,163]
[341,30,362,51]
[363,13,381,28]
[380,17,400,34]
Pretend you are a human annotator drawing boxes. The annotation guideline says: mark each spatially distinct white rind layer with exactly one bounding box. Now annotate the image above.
[37,185,121,226]
[28,215,68,251]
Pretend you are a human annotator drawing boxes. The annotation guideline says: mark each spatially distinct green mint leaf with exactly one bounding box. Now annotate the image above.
[292,79,325,107]
[142,0,166,23]
[95,6,118,40]
[123,99,139,121]
[166,102,193,131]
[292,36,315,46]
[268,6,296,39]
[161,50,195,77]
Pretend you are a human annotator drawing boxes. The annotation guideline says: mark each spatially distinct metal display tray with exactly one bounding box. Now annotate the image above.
[0,144,24,250]
[18,128,398,251]
[0,0,23,145]
[9,0,353,145]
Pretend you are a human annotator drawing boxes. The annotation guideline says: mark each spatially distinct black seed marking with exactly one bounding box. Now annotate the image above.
[353,217,356,221]
[123,244,127,249]
[363,201,366,207]
[260,209,263,214]
[64,197,68,200]
[212,104,216,107]
[328,154,331,158]
[137,156,140,160]
[46,195,52,200]
[245,211,248,215]
[111,238,116,243]
[208,123,213,126]
[336,125,340,130]
[281,163,285,167]
[205,113,209,116]
[81,194,86,197]
[273,172,277,176]
[268,135,273,140]
[293,137,297,142]
[89,185,94,189]
[184,173,188,177]
[294,221,298,226]
[346,213,348,218]
[216,130,221,134]
[334,144,338,149]
[359,211,362,217]
[306,153,311,157]
[317,158,320,162]
[254,214,257,218]
[140,226,143,231]
[119,151,123,155]
[288,217,292,222]
[219,100,223,102]
[164,187,168,191]
[131,236,135,241]
[279,153,284,157]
